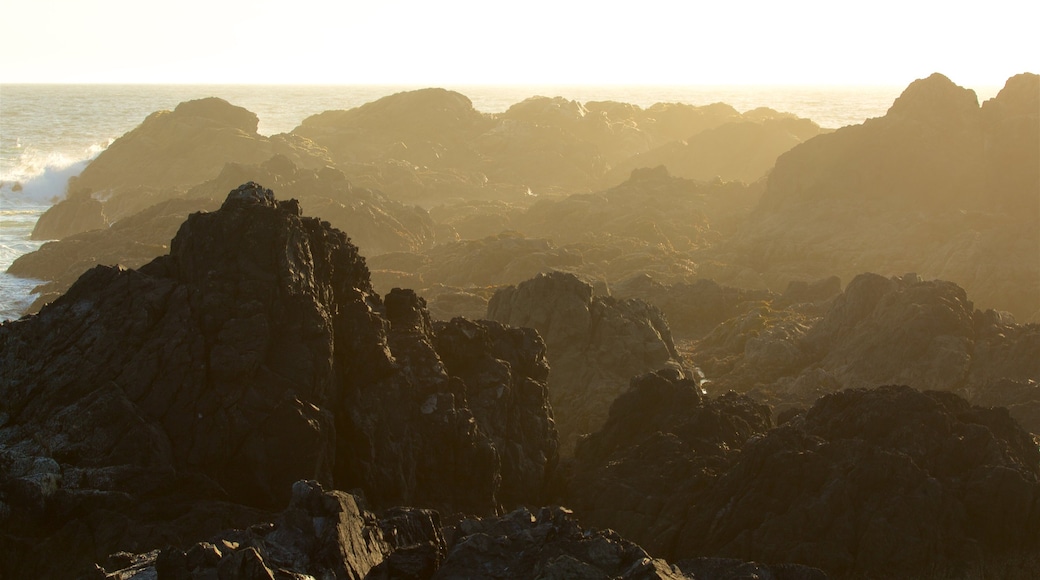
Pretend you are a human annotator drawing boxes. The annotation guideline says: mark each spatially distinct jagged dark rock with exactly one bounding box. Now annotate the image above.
[0,183,557,578]
[487,271,685,454]
[10,155,438,314]
[675,385,1040,576]
[564,370,773,557]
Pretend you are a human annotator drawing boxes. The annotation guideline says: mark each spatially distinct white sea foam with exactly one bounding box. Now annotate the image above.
[1,142,107,206]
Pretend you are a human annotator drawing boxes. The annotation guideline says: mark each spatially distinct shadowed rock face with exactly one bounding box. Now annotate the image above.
[565,379,1040,575]
[487,271,685,455]
[675,385,1040,576]
[96,479,827,580]
[0,183,557,578]
[721,73,1040,322]
[565,370,773,557]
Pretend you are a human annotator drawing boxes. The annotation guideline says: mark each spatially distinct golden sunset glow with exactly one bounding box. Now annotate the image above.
[2,0,1036,87]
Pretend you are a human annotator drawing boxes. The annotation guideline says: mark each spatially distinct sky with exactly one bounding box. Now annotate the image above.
[1,0,1037,87]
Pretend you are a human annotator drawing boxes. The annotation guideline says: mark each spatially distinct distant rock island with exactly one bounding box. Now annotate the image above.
[2,72,1039,578]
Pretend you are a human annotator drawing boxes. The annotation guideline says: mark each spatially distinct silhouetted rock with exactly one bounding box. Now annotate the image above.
[97,480,445,580]
[432,317,560,507]
[9,156,438,314]
[676,386,1040,576]
[565,370,773,557]
[721,73,1040,322]
[488,271,685,454]
[0,183,556,577]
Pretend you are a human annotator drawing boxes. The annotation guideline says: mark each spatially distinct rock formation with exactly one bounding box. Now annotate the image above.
[34,97,331,239]
[95,479,825,580]
[689,273,1040,429]
[10,156,438,313]
[676,386,1040,576]
[565,379,1040,575]
[487,271,685,454]
[719,73,1040,322]
[565,370,773,557]
[0,183,556,578]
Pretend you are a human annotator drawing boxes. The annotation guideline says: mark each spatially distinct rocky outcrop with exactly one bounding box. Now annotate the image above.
[719,73,1040,321]
[690,273,1040,425]
[432,317,559,508]
[676,386,1040,576]
[0,183,556,578]
[488,271,685,454]
[563,380,1040,575]
[29,187,109,240]
[97,479,825,580]
[293,88,813,202]
[565,370,773,557]
[41,97,331,236]
[9,156,438,314]
[102,480,444,580]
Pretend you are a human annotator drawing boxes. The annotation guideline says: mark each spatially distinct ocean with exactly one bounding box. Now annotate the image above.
[0,82,1001,321]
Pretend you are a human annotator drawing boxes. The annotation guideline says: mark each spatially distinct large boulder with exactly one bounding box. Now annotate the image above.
[488,271,685,454]
[0,183,557,577]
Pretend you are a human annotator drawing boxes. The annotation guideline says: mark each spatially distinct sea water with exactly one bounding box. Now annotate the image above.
[0,83,1000,321]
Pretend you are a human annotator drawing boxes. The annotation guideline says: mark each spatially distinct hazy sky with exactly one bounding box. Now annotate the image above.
[2,0,1036,87]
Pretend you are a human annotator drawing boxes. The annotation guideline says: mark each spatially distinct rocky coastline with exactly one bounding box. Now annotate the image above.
[2,73,1039,578]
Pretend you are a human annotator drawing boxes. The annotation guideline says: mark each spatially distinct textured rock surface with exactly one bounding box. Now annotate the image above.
[488,271,685,454]
[0,184,556,578]
[565,370,773,557]
[98,481,824,580]
[676,386,1040,576]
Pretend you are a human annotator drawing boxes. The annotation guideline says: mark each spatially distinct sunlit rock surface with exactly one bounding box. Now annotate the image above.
[718,73,1040,322]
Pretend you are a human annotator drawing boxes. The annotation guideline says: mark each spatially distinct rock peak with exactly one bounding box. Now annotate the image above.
[221,181,277,209]
[886,72,980,124]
